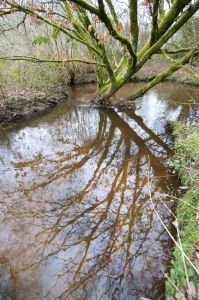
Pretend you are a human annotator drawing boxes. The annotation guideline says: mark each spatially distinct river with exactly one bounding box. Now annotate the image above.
[0,82,199,300]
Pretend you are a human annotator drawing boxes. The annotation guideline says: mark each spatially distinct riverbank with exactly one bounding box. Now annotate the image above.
[166,122,199,300]
[0,58,199,126]
[0,86,68,127]
[131,59,199,87]
[75,58,199,87]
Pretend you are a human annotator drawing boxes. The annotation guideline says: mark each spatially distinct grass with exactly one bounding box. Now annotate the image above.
[166,122,199,300]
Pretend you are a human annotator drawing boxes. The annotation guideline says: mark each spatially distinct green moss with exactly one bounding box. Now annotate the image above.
[166,122,199,299]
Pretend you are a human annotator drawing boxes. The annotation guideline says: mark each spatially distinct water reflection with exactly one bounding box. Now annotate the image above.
[0,83,198,300]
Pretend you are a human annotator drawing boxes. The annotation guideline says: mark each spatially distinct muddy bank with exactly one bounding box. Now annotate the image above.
[0,86,68,127]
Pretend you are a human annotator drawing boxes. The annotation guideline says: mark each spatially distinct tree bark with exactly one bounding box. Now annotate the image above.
[128,49,196,100]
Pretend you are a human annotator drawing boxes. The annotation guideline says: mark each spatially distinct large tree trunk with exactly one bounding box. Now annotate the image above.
[94,58,137,104]
[96,81,128,104]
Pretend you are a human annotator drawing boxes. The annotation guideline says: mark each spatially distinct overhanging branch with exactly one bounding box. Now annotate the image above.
[161,49,199,79]
[161,48,196,55]
[0,56,106,67]
[130,48,197,100]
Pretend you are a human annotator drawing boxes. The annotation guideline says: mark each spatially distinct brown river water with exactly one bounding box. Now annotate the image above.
[0,83,199,300]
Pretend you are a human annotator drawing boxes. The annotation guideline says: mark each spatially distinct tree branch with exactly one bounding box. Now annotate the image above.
[61,0,99,15]
[161,47,196,54]
[158,0,192,37]
[64,2,115,82]
[161,49,199,79]
[0,56,106,67]
[5,0,102,56]
[130,48,197,100]
[159,0,165,20]
[138,0,199,64]
[69,0,137,61]
[0,8,18,16]
[139,0,193,57]
[105,0,118,25]
[129,0,139,52]
[150,0,160,46]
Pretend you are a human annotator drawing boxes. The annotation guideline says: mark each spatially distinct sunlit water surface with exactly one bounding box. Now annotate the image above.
[0,82,199,300]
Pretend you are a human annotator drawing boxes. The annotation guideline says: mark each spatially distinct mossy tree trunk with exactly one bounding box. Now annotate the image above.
[1,0,199,103]
[129,49,198,100]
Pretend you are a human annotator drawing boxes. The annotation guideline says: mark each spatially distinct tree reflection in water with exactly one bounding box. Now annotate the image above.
[0,95,186,300]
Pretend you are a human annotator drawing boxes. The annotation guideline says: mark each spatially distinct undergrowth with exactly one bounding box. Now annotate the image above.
[166,122,199,300]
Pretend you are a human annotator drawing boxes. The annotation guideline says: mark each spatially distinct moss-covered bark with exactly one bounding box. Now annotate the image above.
[128,49,196,100]
[3,0,199,103]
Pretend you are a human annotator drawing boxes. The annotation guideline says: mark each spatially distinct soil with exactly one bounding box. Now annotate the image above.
[0,86,68,127]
